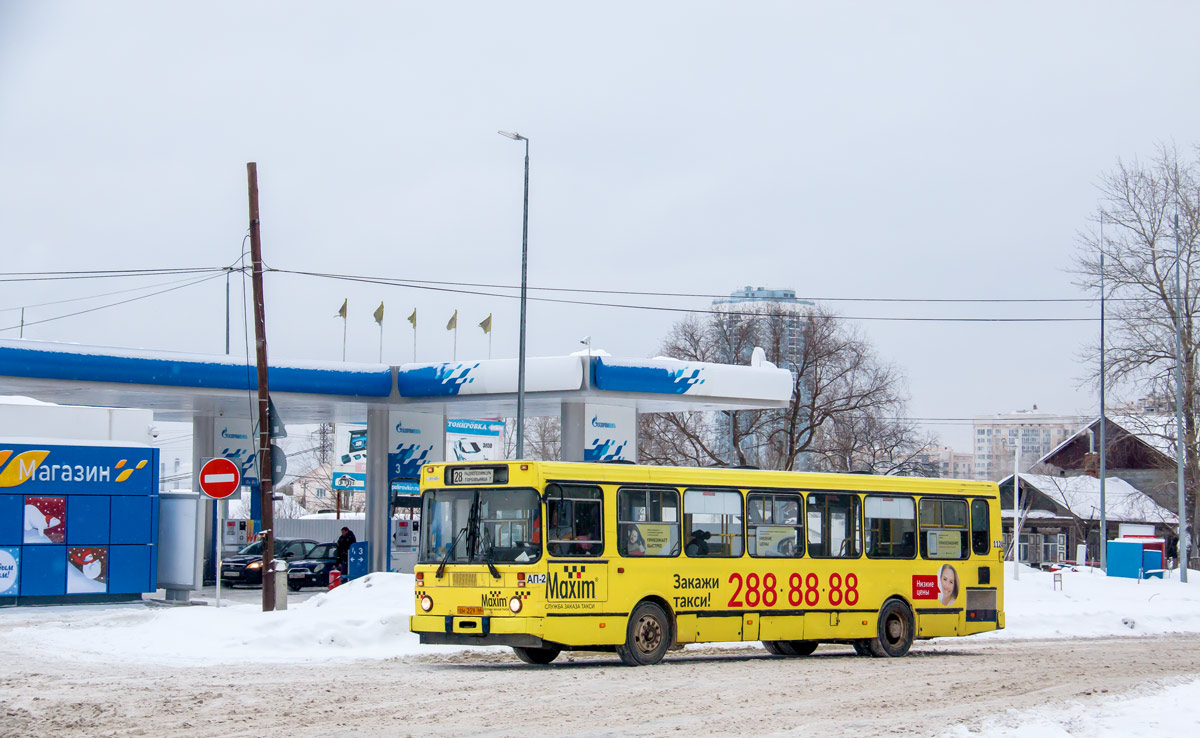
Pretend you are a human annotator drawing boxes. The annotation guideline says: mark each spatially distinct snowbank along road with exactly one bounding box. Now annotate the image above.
[2,634,1198,738]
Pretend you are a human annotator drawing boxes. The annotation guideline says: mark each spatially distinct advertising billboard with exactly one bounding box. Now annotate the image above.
[445,419,505,462]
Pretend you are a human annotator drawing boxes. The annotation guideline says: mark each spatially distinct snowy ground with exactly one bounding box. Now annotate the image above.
[2,564,1197,666]
[1,565,1198,736]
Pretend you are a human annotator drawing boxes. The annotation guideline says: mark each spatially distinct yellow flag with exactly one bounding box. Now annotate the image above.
[373,302,385,325]
[407,308,417,328]
[446,310,457,330]
[479,313,492,334]
[335,298,347,319]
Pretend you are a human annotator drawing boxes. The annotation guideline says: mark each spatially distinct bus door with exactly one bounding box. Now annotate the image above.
[543,484,609,616]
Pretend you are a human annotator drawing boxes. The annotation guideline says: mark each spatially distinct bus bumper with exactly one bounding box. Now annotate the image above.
[410,614,549,648]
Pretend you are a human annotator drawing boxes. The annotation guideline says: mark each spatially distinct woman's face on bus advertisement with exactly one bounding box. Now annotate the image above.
[939,566,957,596]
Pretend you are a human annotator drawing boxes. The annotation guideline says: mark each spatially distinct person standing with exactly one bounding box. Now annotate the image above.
[336,526,357,574]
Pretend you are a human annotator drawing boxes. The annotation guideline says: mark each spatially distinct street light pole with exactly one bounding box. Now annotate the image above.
[499,130,530,459]
[1174,211,1189,583]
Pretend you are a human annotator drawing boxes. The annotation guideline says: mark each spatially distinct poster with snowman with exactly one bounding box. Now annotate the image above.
[0,547,19,597]
[24,496,66,544]
[67,547,107,594]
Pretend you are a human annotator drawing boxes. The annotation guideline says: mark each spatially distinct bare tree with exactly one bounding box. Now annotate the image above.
[639,302,931,473]
[1074,143,1200,561]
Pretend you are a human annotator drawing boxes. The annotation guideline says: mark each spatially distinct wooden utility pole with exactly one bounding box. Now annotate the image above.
[247,162,276,612]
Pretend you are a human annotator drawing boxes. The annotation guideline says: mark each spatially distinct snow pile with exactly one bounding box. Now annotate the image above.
[976,565,1200,641]
[0,573,481,665]
[947,677,1200,737]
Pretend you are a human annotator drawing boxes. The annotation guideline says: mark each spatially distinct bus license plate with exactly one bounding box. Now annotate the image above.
[457,606,484,615]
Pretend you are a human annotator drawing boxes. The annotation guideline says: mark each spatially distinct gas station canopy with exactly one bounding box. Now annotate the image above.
[0,339,793,422]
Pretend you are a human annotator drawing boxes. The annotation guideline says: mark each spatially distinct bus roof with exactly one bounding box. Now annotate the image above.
[426,461,999,497]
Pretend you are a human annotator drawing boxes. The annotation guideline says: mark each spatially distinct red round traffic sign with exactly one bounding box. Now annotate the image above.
[199,457,241,499]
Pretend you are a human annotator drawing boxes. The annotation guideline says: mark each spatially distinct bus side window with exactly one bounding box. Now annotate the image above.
[617,487,680,557]
[919,498,970,560]
[864,495,915,559]
[971,499,990,556]
[747,491,803,558]
[683,488,743,557]
[806,492,861,559]
[546,483,603,558]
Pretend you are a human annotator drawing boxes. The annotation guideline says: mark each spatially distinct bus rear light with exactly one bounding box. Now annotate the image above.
[420,595,434,612]
[509,596,522,614]
[517,572,525,580]
[415,572,424,584]
[520,464,528,470]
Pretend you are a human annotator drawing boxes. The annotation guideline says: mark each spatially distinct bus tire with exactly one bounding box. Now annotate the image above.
[617,601,671,666]
[512,646,561,665]
[868,599,914,658]
[852,640,871,656]
[783,640,818,656]
[762,640,785,655]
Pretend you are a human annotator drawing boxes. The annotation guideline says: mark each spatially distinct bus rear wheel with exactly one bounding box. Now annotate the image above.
[762,641,785,655]
[852,640,871,656]
[512,646,561,665]
[617,601,671,666]
[868,600,914,658]
[780,640,818,656]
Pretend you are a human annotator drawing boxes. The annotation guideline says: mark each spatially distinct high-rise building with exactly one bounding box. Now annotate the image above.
[710,287,813,467]
[713,286,813,360]
[972,410,1083,480]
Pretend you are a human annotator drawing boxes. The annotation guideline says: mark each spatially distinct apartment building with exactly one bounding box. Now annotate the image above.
[973,410,1083,480]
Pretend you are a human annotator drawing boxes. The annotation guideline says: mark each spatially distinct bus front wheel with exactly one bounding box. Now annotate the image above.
[868,600,914,658]
[617,601,671,666]
[513,646,561,665]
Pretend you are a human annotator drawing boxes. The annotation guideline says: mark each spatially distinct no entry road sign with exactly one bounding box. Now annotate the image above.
[199,457,241,499]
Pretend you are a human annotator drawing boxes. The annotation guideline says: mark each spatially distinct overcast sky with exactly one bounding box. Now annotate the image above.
[3,2,1199,449]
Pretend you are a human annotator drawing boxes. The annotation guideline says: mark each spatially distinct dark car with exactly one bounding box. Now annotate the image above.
[220,538,316,587]
[286,542,339,591]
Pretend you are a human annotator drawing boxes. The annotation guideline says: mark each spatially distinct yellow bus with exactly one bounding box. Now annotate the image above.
[410,461,1004,666]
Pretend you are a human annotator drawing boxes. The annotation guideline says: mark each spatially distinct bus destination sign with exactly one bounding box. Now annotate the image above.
[449,466,507,485]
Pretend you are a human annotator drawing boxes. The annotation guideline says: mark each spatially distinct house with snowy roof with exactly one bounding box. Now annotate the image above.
[1031,415,1181,515]
[997,472,1177,566]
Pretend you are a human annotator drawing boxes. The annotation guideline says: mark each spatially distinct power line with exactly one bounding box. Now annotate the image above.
[0,273,230,314]
[273,269,1098,323]
[265,266,1152,305]
[0,272,225,333]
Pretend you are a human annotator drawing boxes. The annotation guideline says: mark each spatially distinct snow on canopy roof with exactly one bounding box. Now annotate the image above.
[0,395,56,406]
[1012,473,1178,525]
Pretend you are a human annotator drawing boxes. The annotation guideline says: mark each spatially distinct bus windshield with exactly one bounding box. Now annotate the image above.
[420,487,541,565]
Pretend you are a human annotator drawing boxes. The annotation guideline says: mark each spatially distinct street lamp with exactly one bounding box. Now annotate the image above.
[498,130,530,459]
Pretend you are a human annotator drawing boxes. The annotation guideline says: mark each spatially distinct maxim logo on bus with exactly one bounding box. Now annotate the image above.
[547,564,596,600]
[482,591,508,608]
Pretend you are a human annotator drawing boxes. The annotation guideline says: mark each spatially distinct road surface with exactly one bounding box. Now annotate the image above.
[1,635,1197,737]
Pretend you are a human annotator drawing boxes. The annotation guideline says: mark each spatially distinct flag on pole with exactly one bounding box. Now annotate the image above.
[336,299,347,318]
[407,308,417,328]
[446,310,458,330]
[373,302,385,325]
[479,314,492,334]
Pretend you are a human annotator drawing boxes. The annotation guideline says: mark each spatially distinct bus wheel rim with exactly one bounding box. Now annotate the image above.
[885,615,904,644]
[635,615,662,654]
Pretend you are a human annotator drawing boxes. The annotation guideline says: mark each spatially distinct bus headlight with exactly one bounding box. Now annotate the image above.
[509,595,522,614]
[420,594,434,612]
